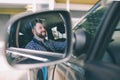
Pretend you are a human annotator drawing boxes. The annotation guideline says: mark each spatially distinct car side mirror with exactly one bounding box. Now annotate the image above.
[5,10,72,69]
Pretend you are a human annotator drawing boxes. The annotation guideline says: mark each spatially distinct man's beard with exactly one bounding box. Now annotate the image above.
[37,32,46,39]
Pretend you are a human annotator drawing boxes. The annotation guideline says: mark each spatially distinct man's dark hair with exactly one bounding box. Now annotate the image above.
[30,18,44,29]
[23,18,45,39]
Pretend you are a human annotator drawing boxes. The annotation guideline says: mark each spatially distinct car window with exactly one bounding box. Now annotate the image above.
[73,6,106,36]
[103,20,120,65]
[72,4,109,57]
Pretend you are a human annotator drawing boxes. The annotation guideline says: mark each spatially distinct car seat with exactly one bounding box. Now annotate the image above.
[18,22,34,48]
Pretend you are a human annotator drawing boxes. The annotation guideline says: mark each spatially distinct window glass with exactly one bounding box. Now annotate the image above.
[73,6,106,36]
[72,4,108,56]
[104,20,120,64]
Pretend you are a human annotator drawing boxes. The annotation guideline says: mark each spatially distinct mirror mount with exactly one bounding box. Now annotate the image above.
[73,29,92,57]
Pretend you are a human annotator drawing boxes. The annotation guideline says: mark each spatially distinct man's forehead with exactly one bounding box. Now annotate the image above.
[35,22,45,28]
[36,22,42,24]
[36,22,43,26]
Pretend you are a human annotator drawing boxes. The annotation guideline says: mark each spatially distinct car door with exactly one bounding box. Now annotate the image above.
[49,1,110,80]
[84,1,120,80]
[57,1,109,80]
[49,1,103,80]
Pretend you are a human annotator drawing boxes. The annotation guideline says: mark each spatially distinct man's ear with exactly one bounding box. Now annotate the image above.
[32,28,35,34]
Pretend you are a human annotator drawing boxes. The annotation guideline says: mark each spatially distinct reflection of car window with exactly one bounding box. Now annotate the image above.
[74,7,106,36]
[51,27,66,40]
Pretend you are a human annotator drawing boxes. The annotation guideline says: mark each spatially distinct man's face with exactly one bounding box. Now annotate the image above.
[33,22,46,39]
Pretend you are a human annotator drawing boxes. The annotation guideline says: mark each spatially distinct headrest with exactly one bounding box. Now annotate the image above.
[21,22,33,40]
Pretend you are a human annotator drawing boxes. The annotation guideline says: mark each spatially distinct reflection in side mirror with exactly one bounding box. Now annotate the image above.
[6,10,72,69]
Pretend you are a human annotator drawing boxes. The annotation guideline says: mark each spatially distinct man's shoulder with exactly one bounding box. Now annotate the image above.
[27,40,35,45]
[25,40,35,48]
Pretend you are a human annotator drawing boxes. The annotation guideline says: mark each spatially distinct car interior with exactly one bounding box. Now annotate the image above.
[8,12,66,49]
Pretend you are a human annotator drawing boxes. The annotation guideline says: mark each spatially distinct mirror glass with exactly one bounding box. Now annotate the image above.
[7,11,67,66]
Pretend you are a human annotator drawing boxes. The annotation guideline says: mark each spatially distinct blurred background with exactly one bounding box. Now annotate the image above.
[0,0,98,28]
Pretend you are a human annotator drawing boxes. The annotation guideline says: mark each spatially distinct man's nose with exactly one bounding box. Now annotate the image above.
[42,28,46,31]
